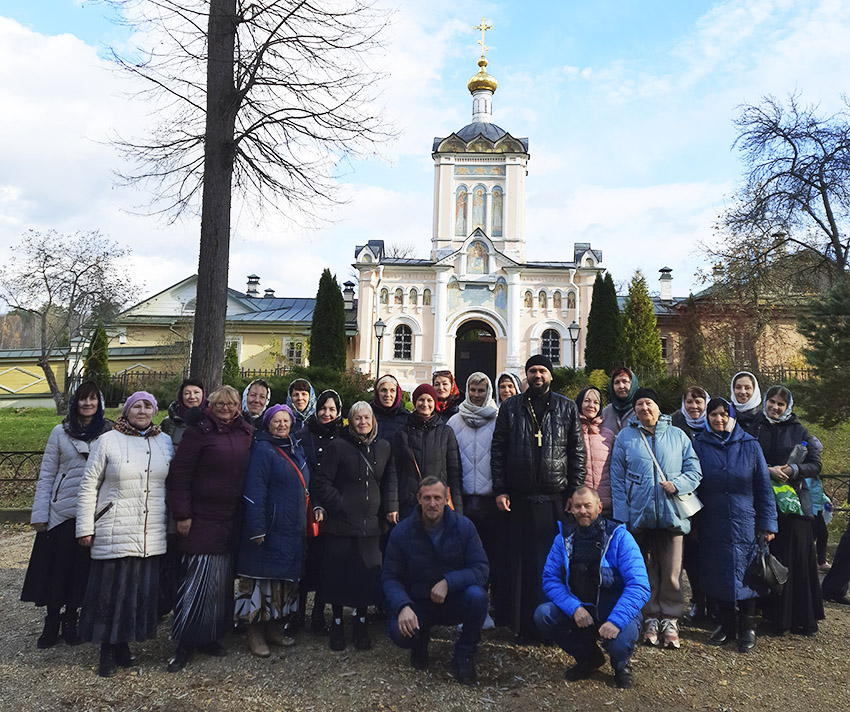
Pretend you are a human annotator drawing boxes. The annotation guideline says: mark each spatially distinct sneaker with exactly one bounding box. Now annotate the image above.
[642,618,660,646]
[660,618,680,649]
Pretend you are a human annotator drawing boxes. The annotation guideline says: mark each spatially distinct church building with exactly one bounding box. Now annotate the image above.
[352,25,603,391]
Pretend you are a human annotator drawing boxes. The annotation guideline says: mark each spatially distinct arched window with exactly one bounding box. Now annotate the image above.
[567,291,576,309]
[541,329,561,365]
[538,291,548,309]
[393,324,413,360]
[524,290,533,308]
[394,288,404,305]
[379,288,389,305]
[409,288,418,306]
[423,288,432,306]
[553,291,562,309]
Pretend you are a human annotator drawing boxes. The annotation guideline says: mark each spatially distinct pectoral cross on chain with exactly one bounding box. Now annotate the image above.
[535,430,543,447]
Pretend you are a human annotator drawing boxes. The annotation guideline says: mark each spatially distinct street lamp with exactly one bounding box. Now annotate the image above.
[568,321,580,369]
[374,318,386,380]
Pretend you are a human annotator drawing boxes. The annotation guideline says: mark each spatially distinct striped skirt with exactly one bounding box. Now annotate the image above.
[171,553,233,646]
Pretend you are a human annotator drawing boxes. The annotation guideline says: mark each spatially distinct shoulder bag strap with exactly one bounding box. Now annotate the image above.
[407,446,422,480]
[638,430,668,482]
[275,445,308,493]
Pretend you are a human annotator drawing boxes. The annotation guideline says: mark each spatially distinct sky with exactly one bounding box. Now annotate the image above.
[1,0,849,307]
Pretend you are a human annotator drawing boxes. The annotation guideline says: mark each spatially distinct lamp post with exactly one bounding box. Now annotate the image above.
[568,321,580,369]
[374,318,386,380]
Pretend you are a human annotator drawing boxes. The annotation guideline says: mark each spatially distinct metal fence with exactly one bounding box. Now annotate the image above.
[0,451,42,509]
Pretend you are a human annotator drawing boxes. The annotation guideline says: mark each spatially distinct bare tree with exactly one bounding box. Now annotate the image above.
[105,0,391,389]
[0,230,136,413]
[714,94,850,282]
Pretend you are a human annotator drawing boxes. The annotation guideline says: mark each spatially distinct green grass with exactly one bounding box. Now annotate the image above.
[0,408,124,451]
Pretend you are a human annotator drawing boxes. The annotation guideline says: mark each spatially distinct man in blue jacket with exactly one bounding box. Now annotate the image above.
[382,476,489,685]
[534,487,650,689]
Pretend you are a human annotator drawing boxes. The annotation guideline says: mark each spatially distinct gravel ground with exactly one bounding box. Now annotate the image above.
[1,523,848,712]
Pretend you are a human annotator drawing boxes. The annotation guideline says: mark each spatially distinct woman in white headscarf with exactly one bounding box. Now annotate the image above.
[730,371,761,434]
[448,372,504,627]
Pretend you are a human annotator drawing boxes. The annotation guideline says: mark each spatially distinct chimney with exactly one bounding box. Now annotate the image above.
[263,288,275,299]
[659,267,673,302]
[712,263,725,283]
[246,274,260,298]
[343,281,355,310]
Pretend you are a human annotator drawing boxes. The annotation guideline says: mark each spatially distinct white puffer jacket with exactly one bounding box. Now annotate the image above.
[448,414,496,496]
[76,429,174,560]
[31,425,106,529]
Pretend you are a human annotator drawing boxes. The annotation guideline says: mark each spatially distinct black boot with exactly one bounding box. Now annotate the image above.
[98,643,117,677]
[37,609,61,649]
[352,617,372,650]
[708,609,735,646]
[410,629,430,670]
[167,645,191,673]
[329,620,345,651]
[112,642,137,668]
[737,613,756,653]
[61,608,82,646]
[310,603,327,635]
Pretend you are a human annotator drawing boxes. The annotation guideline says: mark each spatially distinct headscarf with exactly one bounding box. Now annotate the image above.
[457,372,497,428]
[372,374,403,417]
[348,401,378,445]
[287,378,317,421]
[241,379,271,418]
[730,371,761,414]
[308,389,344,437]
[681,387,710,430]
[763,385,795,424]
[496,371,522,404]
[432,370,462,414]
[705,397,737,437]
[607,368,639,416]
[63,381,109,442]
[115,391,161,437]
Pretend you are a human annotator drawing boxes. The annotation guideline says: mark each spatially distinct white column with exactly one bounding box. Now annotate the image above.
[505,269,522,370]
[433,268,450,368]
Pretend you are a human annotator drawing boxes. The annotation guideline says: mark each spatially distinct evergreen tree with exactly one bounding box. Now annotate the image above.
[796,279,850,426]
[83,321,110,392]
[678,295,709,383]
[584,272,621,373]
[222,341,240,386]
[621,270,664,380]
[310,268,346,371]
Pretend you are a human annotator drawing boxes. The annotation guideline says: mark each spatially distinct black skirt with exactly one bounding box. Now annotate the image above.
[171,553,234,646]
[322,535,382,609]
[767,514,825,634]
[79,556,161,644]
[20,518,91,609]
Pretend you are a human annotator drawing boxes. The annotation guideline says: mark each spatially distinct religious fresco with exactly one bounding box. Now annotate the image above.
[472,185,486,231]
[423,288,432,306]
[567,291,576,309]
[492,187,503,237]
[380,288,388,305]
[394,288,404,305]
[455,186,468,236]
[538,291,547,309]
[409,288,418,306]
[467,239,488,274]
[447,280,507,316]
[494,280,507,311]
[553,291,562,309]
[524,290,533,308]
[453,165,506,176]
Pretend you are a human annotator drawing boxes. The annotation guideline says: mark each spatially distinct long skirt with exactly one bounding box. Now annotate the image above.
[506,496,564,639]
[79,556,160,644]
[766,514,824,634]
[171,553,233,646]
[235,578,299,623]
[322,535,382,609]
[20,518,91,609]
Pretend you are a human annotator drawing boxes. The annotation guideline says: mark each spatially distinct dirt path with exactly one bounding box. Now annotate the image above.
[1,524,847,712]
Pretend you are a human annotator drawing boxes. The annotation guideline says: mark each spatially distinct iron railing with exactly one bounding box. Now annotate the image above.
[0,451,42,508]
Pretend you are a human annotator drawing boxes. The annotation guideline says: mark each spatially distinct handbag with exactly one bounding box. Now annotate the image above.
[638,431,703,519]
[275,446,320,538]
[745,540,789,596]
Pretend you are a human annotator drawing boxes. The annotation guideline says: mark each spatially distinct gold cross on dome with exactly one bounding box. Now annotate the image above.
[474,17,493,56]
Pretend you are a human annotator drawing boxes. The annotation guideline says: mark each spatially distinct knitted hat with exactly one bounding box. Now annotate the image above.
[122,391,158,418]
[633,387,660,408]
[525,354,554,374]
[412,383,439,404]
[262,403,295,430]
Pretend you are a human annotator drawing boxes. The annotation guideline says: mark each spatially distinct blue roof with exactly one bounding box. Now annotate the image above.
[432,121,529,152]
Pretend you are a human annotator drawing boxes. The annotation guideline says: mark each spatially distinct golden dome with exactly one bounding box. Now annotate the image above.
[467,55,498,93]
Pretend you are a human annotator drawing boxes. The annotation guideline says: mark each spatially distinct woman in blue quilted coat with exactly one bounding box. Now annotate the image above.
[692,398,777,653]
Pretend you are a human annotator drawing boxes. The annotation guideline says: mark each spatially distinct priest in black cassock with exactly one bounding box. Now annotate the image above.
[491,355,586,640]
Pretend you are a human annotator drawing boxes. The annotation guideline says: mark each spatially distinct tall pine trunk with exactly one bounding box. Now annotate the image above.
[190,0,238,390]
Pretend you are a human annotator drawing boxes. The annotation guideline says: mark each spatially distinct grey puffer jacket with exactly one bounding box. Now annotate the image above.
[31,424,111,530]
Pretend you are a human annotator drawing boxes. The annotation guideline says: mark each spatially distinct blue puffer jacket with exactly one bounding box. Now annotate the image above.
[542,518,650,630]
[692,424,778,601]
[610,415,702,534]
[235,433,309,580]
[381,506,489,616]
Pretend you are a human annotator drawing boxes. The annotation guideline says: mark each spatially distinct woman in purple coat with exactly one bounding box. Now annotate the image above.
[165,385,254,672]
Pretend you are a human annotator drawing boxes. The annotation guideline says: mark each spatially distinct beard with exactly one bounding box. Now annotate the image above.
[527,381,551,396]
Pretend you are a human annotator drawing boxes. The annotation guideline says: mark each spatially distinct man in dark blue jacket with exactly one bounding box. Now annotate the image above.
[382,476,489,685]
[534,487,650,689]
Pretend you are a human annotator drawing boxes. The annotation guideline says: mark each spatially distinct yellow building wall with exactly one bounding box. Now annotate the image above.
[0,358,66,397]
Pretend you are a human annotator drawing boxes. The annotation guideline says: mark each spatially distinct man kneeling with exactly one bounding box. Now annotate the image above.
[534,487,649,689]
[382,476,489,685]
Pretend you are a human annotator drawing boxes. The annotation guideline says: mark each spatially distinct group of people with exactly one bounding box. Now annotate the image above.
[20,360,840,690]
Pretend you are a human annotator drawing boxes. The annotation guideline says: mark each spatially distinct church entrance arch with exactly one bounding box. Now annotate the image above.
[454,319,497,394]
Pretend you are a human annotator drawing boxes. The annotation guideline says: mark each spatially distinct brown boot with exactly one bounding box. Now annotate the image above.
[246,623,270,658]
[264,621,295,647]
